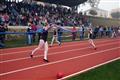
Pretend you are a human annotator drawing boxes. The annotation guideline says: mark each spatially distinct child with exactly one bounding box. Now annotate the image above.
[30,23,51,62]
[88,27,97,50]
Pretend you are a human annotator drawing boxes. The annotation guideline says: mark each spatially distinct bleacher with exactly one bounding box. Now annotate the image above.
[0,1,88,26]
[0,0,120,48]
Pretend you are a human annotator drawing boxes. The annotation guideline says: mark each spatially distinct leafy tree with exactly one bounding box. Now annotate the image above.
[89,10,97,15]
[111,12,120,19]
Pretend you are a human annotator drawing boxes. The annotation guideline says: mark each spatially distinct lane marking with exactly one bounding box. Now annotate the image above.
[0,39,118,56]
[0,47,119,76]
[0,42,86,55]
[58,57,120,80]
[0,40,83,53]
[0,42,118,63]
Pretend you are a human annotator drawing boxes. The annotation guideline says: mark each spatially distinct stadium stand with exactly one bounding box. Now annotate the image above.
[0,0,88,26]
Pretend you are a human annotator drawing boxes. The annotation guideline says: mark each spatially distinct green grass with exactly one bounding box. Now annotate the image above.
[68,59,120,80]
[2,32,82,48]
[4,37,80,48]
[89,16,120,26]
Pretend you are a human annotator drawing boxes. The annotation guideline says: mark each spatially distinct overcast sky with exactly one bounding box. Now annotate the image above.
[78,0,120,12]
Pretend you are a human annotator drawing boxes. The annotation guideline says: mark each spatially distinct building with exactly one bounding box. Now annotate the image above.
[111,8,120,13]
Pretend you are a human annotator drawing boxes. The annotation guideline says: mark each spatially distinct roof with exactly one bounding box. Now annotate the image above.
[35,0,88,7]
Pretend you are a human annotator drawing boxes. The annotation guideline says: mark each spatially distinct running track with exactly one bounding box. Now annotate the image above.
[0,38,120,80]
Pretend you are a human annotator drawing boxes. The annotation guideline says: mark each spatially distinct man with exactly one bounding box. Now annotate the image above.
[71,26,77,41]
[0,23,8,48]
[57,27,63,44]
[79,24,84,40]
[93,26,99,39]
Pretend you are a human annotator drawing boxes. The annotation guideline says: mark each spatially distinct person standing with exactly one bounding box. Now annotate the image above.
[27,25,32,45]
[0,24,5,48]
[118,27,120,36]
[57,27,63,44]
[79,25,84,40]
[93,26,99,39]
[71,26,77,41]
[0,23,8,48]
[30,22,37,43]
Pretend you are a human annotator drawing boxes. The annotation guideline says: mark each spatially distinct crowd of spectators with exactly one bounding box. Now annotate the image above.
[92,25,119,39]
[70,25,120,41]
[0,1,89,26]
[0,1,120,48]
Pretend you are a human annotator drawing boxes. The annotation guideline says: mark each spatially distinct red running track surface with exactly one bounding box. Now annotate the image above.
[0,38,120,80]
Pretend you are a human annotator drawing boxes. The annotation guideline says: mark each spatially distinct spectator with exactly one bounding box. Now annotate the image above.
[118,27,120,36]
[79,24,84,40]
[57,27,63,44]
[1,1,86,27]
[36,21,43,41]
[111,27,117,38]
[99,26,104,38]
[93,26,99,39]
[108,27,112,38]
[27,25,32,45]
[30,22,37,42]
[0,23,8,48]
[71,26,77,41]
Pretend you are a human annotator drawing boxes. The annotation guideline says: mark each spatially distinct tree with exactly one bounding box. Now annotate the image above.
[88,0,100,7]
[111,12,120,19]
[89,10,97,15]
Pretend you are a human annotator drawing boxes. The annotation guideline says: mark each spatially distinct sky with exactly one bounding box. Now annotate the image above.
[78,0,120,12]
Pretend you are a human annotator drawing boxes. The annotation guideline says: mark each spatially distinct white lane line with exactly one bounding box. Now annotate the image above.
[0,40,82,54]
[0,47,89,63]
[58,57,120,80]
[0,47,119,76]
[0,42,118,63]
[1,38,103,51]
[0,41,86,55]
[0,43,85,56]
[0,50,32,56]
[0,39,118,56]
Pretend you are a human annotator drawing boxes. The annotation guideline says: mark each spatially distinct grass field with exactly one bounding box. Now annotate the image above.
[68,59,120,80]
[3,31,81,48]
[89,16,120,26]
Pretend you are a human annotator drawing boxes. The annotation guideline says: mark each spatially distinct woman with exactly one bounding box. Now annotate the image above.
[88,27,97,50]
[30,23,51,62]
[71,26,77,41]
